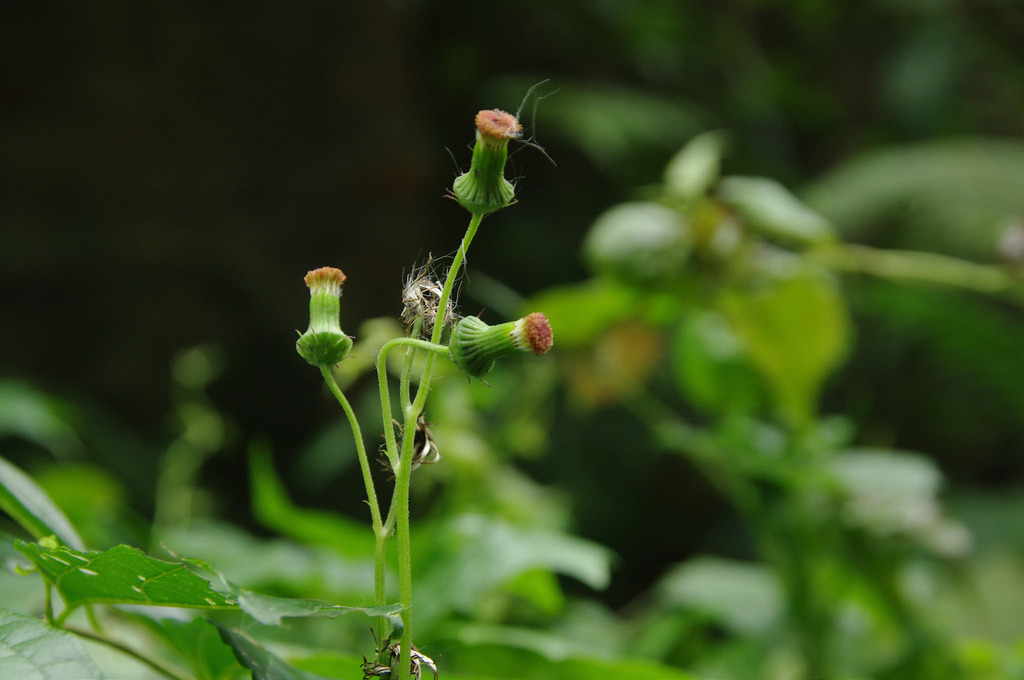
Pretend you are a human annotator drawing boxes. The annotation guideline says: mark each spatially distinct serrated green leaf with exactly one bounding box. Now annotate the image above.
[0,608,101,680]
[162,539,401,627]
[220,580,400,627]
[215,624,334,680]
[718,175,835,245]
[15,542,236,616]
[0,456,84,550]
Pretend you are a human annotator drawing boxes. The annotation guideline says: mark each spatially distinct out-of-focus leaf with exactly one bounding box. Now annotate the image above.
[0,608,101,680]
[803,138,1024,259]
[128,615,242,680]
[663,131,729,202]
[0,381,83,459]
[34,463,134,550]
[717,176,835,245]
[720,270,850,429]
[526,280,638,348]
[570,321,666,407]
[0,540,45,615]
[249,441,374,559]
[832,449,942,498]
[499,569,565,618]
[583,202,691,284]
[654,557,782,636]
[159,521,375,597]
[414,514,613,628]
[831,449,970,556]
[215,624,334,680]
[15,541,235,615]
[670,311,761,415]
[444,622,613,664]
[444,630,703,680]
[0,456,84,550]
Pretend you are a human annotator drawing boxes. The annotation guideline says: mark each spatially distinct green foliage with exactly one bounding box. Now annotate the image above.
[249,442,375,559]
[215,625,336,680]
[16,541,235,616]
[2,88,1023,679]
[0,456,84,550]
[716,176,836,246]
[130,616,240,680]
[523,129,1024,680]
[803,139,1024,259]
[0,609,101,680]
[720,269,849,429]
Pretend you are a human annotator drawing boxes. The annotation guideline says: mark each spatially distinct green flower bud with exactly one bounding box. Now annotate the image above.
[449,312,553,377]
[450,109,522,215]
[296,267,353,367]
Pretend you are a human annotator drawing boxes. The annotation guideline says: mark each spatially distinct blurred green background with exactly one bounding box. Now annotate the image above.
[2,2,1023,679]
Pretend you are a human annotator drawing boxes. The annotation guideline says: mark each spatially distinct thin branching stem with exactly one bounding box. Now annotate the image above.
[383,211,483,680]
[320,366,383,531]
[813,242,1024,303]
[399,318,424,413]
[375,335,451,680]
[319,366,390,637]
[377,338,450,469]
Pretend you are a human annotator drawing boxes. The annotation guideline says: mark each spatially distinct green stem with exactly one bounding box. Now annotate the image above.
[813,242,1024,303]
[43,585,54,625]
[320,367,383,531]
[393,406,417,680]
[319,366,387,637]
[410,211,484,408]
[375,337,451,680]
[399,319,425,413]
[377,338,450,469]
[388,211,484,680]
[67,626,191,680]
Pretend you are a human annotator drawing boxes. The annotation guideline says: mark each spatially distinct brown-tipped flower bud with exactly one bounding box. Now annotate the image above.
[450,109,522,215]
[448,312,553,378]
[296,267,353,367]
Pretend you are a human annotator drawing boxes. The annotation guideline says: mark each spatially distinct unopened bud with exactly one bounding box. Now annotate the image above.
[450,109,522,215]
[448,312,553,377]
[296,267,353,367]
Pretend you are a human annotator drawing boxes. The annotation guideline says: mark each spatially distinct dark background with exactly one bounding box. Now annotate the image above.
[2,1,1023,605]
